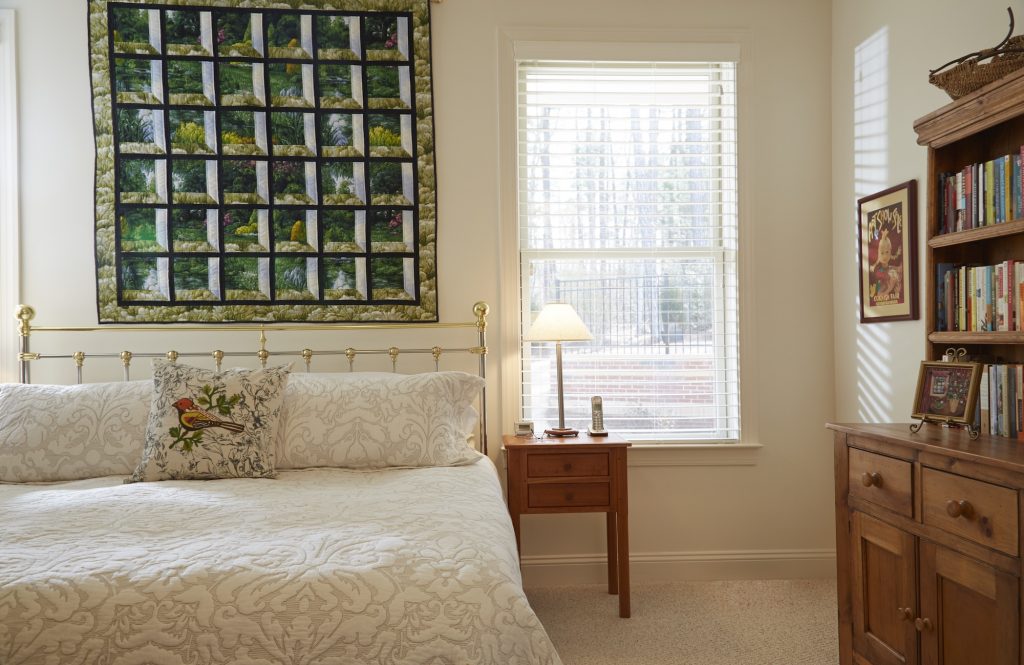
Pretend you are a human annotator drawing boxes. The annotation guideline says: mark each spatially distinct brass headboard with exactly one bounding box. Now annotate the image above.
[14,302,490,455]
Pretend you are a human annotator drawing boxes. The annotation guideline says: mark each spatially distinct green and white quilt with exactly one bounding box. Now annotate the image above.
[88,0,438,322]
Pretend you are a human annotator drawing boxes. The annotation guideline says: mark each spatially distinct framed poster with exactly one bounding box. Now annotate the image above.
[858,180,918,323]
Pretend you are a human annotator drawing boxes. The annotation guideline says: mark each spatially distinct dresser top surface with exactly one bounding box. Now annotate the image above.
[828,422,1024,475]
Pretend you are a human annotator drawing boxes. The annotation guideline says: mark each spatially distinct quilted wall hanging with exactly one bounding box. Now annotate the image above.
[88,0,438,322]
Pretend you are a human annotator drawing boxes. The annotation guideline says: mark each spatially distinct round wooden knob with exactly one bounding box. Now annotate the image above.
[861,472,882,487]
[897,607,912,621]
[563,463,572,472]
[915,617,933,632]
[946,499,974,519]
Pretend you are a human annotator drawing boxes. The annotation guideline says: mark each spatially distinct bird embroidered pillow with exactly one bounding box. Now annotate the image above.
[128,360,291,482]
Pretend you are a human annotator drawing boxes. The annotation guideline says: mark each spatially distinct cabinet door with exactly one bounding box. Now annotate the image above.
[851,512,918,665]
[919,541,1018,665]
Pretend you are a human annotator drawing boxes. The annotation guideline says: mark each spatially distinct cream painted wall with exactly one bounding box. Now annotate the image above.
[831,1,1020,423]
[4,0,835,583]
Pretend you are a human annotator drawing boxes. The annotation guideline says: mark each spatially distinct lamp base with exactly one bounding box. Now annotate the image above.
[544,427,579,438]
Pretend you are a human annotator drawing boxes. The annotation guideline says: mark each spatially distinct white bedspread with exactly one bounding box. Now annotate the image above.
[0,461,561,665]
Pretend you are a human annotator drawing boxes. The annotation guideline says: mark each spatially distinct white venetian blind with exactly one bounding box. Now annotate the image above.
[517,59,740,441]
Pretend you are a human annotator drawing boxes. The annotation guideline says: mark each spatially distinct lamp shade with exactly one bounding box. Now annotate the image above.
[524,303,593,342]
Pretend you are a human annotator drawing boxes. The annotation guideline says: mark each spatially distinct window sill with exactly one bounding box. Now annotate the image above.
[626,442,763,467]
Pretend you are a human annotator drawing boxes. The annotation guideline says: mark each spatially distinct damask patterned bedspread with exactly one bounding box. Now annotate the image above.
[0,462,562,665]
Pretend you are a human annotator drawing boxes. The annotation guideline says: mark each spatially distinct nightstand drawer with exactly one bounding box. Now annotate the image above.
[849,447,913,517]
[528,482,611,508]
[527,452,610,478]
[922,467,1018,556]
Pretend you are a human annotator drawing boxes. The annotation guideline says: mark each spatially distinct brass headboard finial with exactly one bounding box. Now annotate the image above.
[473,301,489,332]
[388,346,400,372]
[166,350,179,363]
[15,304,34,337]
[257,327,269,367]
[73,351,86,383]
[431,346,442,370]
[120,350,133,381]
[345,347,356,371]
[212,350,224,371]
[301,348,313,372]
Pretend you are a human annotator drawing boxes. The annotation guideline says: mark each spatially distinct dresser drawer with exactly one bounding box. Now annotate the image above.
[528,482,611,509]
[526,452,610,478]
[849,447,913,517]
[922,468,1019,556]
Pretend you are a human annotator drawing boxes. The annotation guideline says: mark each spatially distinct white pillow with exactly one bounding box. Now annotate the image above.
[0,380,151,482]
[275,371,484,469]
[127,361,291,483]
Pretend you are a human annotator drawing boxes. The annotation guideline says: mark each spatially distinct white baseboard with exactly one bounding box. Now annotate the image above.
[520,548,837,587]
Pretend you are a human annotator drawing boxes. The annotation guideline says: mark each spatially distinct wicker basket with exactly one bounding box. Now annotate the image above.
[929,9,1024,100]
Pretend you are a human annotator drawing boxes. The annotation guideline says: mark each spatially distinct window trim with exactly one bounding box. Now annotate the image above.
[0,10,18,383]
[497,29,759,456]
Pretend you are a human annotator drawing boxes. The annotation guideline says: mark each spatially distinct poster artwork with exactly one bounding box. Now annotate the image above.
[866,202,905,308]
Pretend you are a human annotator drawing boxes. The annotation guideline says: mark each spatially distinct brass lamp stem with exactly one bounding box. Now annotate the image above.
[556,340,565,428]
[545,340,578,437]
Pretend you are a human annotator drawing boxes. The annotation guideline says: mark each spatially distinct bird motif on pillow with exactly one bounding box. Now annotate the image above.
[173,397,245,433]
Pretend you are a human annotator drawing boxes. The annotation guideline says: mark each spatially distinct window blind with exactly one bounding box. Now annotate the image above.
[517,60,740,441]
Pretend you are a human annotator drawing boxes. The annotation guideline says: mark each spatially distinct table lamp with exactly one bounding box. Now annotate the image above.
[524,302,593,437]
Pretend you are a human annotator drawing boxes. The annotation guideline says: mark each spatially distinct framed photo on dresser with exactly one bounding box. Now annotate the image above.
[912,360,982,425]
[858,180,919,323]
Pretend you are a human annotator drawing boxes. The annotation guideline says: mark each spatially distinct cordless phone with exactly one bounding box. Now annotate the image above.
[588,396,608,437]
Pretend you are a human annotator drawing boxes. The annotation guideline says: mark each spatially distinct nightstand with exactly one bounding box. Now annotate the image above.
[503,432,632,618]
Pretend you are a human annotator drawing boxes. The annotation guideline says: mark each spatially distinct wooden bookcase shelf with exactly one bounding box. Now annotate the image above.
[928,331,1024,344]
[914,66,1024,365]
[927,217,1024,248]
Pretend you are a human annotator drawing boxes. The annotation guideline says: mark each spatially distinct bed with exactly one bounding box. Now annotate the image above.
[0,303,563,665]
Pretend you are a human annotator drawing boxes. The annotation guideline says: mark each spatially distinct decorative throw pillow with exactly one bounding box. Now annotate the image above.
[0,380,152,482]
[275,371,485,470]
[128,360,291,483]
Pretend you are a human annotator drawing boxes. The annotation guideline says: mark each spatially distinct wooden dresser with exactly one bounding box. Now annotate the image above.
[829,422,1024,665]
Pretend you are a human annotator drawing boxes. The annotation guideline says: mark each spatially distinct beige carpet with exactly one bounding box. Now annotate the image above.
[527,579,839,665]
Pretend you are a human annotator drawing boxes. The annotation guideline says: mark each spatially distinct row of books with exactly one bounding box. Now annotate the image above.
[976,364,1024,438]
[938,148,1024,234]
[935,261,1024,331]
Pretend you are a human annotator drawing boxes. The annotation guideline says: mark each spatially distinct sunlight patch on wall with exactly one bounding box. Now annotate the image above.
[854,27,891,422]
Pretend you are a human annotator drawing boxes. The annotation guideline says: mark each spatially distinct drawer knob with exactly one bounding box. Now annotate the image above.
[563,463,573,472]
[946,499,974,519]
[914,617,933,632]
[897,607,913,621]
[861,472,882,488]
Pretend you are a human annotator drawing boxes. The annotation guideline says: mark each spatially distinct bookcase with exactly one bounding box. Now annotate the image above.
[825,71,1024,665]
[915,67,1024,368]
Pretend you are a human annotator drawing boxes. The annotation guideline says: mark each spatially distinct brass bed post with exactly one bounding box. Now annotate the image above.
[474,302,489,456]
[16,305,34,384]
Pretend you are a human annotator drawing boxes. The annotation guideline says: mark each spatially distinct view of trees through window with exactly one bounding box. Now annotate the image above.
[518,60,740,440]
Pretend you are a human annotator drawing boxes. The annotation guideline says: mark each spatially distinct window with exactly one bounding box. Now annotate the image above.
[517,59,739,442]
